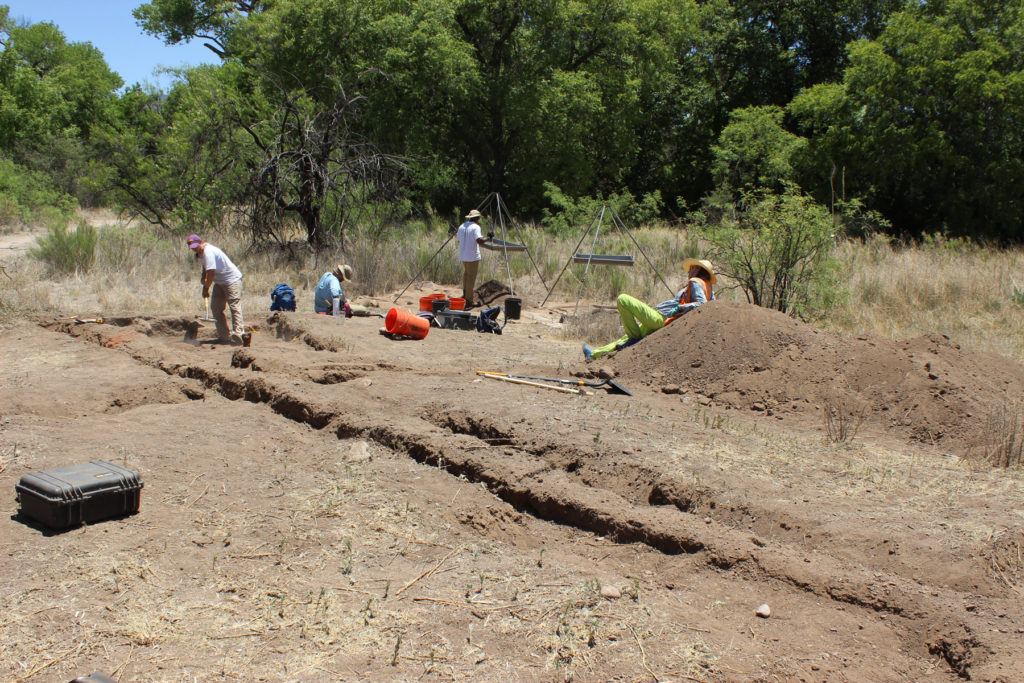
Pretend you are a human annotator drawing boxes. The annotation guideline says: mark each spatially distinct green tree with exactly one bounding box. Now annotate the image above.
[135,0,678,218]
[134,0,265,58]
[789,0,1024,238]
[634,0,900,214]
[129,0,912,229]
[0,9,122,204]
[97,63,257,231]
[711,105,807,196]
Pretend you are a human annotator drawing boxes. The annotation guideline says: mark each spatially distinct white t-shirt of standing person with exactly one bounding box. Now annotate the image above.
[201,244,243,285]
[457,220,483,263]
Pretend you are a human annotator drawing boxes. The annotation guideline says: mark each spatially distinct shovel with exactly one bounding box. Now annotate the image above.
[480,373,590,395]
[476,371,632,396]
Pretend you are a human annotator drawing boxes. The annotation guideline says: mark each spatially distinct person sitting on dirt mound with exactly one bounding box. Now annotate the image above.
[583,258,716,360]
[314,264,353,317]
[187,234,245,345]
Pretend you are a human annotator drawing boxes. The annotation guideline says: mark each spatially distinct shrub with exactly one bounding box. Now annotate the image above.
[0,195,18,228]
[0,158,76,226]
[696,187,842,317]
[30,219,98,274]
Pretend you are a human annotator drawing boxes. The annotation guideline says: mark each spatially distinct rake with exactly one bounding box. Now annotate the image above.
[475,371,632,396]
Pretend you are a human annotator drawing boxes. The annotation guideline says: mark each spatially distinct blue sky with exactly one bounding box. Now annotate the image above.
[4,0,216,90]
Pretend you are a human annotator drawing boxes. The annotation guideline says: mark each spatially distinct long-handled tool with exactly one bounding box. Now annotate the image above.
[200,296,216,322]
[476,370,632,396]
[479,373,590,395]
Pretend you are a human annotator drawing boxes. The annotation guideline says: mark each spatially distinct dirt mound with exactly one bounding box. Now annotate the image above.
[603,300,1024,447]
[475,279,512,304]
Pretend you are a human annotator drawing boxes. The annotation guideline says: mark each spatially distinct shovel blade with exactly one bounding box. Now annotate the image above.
[600,379,632,396]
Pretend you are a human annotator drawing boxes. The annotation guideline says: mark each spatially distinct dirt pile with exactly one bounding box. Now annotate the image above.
[604,300,1024,448]
[475,278,512,304]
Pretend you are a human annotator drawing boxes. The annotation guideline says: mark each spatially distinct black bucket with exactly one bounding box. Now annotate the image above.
[504,296,522,320]
[431,298,450,314]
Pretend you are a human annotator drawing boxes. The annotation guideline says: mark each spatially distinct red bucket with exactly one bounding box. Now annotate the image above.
[449,297,465,310]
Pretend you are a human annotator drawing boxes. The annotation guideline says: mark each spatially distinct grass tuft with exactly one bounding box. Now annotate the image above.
[822,392,868,444]
[965,402,1024,469]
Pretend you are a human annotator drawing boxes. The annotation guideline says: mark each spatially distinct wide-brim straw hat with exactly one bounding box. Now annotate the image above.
[465,209,482,219]
[333,264,353,282]
[682,258,716,284]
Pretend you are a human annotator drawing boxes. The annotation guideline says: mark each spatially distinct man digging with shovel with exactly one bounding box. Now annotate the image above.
[187,234,245,345]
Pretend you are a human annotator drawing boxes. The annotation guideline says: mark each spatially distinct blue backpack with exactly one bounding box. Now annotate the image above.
[476,304,505,334]
[270,283,296,311]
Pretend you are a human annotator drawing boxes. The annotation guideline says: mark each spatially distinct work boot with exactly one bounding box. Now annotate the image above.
[229,333,243,346]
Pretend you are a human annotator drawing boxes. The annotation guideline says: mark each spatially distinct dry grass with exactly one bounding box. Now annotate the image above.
[964,402,1024,469]
[823,234,1024,361]
[982,528,1024,591]
[5,212,1024,366]
[0,216,707,339]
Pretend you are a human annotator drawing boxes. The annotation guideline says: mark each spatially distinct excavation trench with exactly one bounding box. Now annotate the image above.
[48,317,1012,679]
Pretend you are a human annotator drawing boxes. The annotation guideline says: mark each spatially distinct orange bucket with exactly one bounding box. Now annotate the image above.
[420,293,446,311]
[385,308,430,339]
[449,297,465,310]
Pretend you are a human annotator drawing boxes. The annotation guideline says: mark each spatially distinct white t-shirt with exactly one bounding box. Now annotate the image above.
[201,244,243,285]
[456,221,482,262]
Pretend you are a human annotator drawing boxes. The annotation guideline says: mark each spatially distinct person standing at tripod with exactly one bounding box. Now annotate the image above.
[456,209,491,308]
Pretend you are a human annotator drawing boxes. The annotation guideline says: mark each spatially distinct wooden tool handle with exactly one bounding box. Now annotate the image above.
[480,373,588,395]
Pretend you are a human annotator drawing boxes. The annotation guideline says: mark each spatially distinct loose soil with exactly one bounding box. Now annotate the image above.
[2,290,1024,682]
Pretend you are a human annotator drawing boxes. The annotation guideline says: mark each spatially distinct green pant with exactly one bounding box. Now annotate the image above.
[590,294,665,359]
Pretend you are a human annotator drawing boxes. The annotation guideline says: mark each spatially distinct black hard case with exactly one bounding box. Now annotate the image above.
[434,310,478,330]
[16,460,143,530]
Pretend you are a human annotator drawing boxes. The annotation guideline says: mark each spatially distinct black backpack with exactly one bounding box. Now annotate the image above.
[476,305,505,334]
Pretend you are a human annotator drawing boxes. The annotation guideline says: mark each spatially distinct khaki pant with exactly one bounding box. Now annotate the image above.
[462,259,480,306]
[211,280,244,341]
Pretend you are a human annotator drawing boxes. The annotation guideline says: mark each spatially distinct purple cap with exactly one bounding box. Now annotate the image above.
[186,234,201,248]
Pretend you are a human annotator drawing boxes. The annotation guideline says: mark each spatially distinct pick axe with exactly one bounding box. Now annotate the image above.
[200,296,216,322]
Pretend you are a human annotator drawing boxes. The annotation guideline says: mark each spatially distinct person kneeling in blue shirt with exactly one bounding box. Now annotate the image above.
[314,264,353,316]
